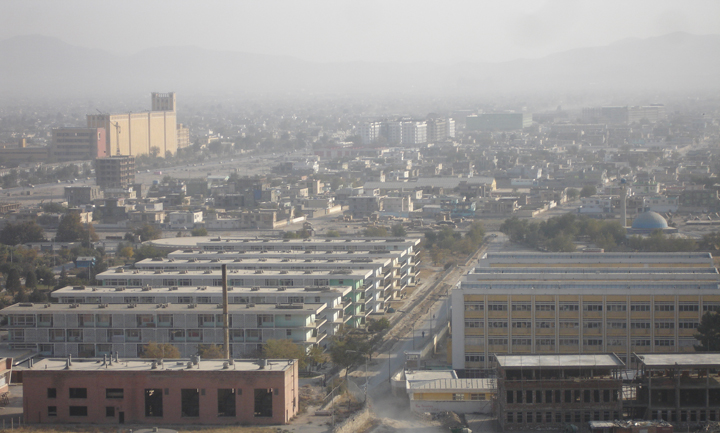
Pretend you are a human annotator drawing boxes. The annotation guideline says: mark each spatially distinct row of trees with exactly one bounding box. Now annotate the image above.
[423,222,486,265]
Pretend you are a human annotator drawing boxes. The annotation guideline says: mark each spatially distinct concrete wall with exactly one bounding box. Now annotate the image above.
[410,400,491,414]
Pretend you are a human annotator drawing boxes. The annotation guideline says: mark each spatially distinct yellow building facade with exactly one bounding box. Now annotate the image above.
[87,93,178,158]
[451,252,720,376]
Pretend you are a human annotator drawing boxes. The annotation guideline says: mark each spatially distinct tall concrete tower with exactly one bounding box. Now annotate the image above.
[151,92,176,112]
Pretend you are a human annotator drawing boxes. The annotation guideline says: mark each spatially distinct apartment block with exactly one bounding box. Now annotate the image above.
[51,284,350,340]
[2,302,325,358]
[22,357,297,425]
[95,155,135,189]
[95,269,373,327]
[51,127,107,162]
[451,252,720,376]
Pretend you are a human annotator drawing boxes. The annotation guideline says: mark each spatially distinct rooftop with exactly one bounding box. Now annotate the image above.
[496,354,625,369]
[25,358,295,372]
[408,378,496,391]
[136,256,392,267]
[635,353,720,368]
[1,302,325,314]
[97,268,373,279]
[51,285,351,297]
[148,236,420,249]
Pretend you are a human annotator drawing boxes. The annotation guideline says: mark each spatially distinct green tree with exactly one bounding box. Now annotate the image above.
[55,213,86,242]
[35,266,55,287]
[329,334,372,378]
[191,227,208,237]
[29,289,48,303]
[0,221,45,245]
[367,318,390,333]
[5,268,22,295]
[133,245,168,261]
[580,185,597,198]
[263,339,309,369]
[695,312,720,351]
[566,188,580,200]
[196,344,225,358]
[135,224,163,241]
[326,230,341,238]
[25,270,37,289]
[363,226,389,237]
[141,342,181,359]
[391,224,407,237]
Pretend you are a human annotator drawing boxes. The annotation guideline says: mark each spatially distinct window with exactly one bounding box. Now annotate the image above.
[453,393,465,401]
[630,303,650,311]
[679,304,699,312]
[465,320,482,328]
[218,389,236,417]
[583,321,602,329]
[512,338,531,346]
[632,338,651,346]
[631,321,651,329]
[254,389,273,417]
[69,388,87,399]
[536,339,555,347]
[536,321,555,328]
[197,296,211,304]
[512,321,531,328]
[471,394,486,401]
[583,304,602,312]
[535,303,555,311]
[465,302,484,311]
[679,321,699,329]
[177,296,193,304]
[106,389,124,399]
[606,303,627,312]
[106,406,115,417]
[11,314,35,326]
[507,412,514,423]
[145,389,163,417]
[584,338,603,346]
[703,303,720,312]
[560,338,579,346]
[559,321,579,329]
[465,354,483,362]
[655,339,675,346]
[488,303,507,311]
[487,338,508,346]
[47,388,57,398]
[511,303,531,311]
[488,321,508,328]
[559,303,579,311]
[656,321,674,329]
[655,303,674,312]
[48,406,57,417]
[608,321,627,329]
[69,406,88,416]
[181,389,200,417]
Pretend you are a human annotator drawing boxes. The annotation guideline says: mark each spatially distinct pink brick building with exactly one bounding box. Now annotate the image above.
[22,357,298,425]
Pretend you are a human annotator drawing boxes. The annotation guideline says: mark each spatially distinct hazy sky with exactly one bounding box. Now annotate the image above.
[1,0,719,63]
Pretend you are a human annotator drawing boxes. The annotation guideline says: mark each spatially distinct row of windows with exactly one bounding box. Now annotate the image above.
[464,320,700,330]
[506,410,621,425]
[465,302,720,313]
[506,388,619,405]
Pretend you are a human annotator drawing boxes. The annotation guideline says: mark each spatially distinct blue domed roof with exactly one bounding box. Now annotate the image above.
[631,211,668,230]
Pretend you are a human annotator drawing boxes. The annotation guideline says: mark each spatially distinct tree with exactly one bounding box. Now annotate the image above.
[367,318,390,333]
[135,224,163,241]
[0,221,45,245]
[197,344,225,358]
[326,230,341,238]
[119,246,135,262]
[695,312,720,352]
[55,213,86,242]
[5,268,21,295]
[580,185,597,198]
[329,334,371,378]
[191,227,208,237]
[149,146,161,158]
[566,188,580,200]
[35,267,55,287]
[141,342,181,359]
[25,270,37,289]
[391,224,407,237]
[363,226,389,237]
[29,289,48,303]
[263,339,310,369]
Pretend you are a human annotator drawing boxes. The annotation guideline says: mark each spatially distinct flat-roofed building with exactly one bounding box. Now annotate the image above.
[51,127,107,162]
[51,284,349,339]
[497,354,625,430]
[134,255,398,311]
[95,269,373,328]
[96,155,135,189]
[22,357,298,425]
[2,302,325,358]
[631,353,720,423]
[452,252,720,376]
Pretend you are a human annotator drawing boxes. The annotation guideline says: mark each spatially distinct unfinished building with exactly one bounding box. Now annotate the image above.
[496,354,625,431]
[628,353,720,423]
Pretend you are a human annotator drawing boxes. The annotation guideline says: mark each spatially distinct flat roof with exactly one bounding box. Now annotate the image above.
[408,378,496,391]
[635,353,720,368]
[147,236,420,249]
[1,302,325,314]
[471,267,719,275]
[97,268,373,279]
[136,257,391,267]
[168,249,407,258]
[26,358,295,372]
[484,252,713,262]
[496,354,625,369]
[52,285,351,297]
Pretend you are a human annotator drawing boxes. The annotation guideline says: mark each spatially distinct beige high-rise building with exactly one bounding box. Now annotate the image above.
[87,92,178,158]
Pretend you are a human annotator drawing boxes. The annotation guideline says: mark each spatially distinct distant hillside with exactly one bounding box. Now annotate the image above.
[0,32,719,98]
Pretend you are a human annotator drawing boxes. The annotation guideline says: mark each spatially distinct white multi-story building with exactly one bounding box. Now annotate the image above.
[402,121,427,145]
[2,301,325,358]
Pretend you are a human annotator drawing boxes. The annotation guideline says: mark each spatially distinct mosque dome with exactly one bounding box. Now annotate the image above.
[631,211,668,230]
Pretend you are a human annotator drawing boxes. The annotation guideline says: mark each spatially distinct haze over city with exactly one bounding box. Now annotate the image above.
[1,2,720,433]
